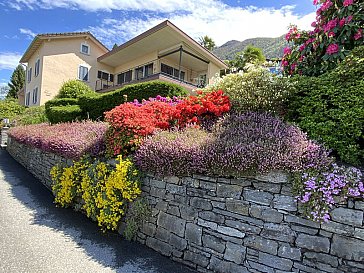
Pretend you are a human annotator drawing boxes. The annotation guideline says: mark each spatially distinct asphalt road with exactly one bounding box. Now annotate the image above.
[0,148,197,273]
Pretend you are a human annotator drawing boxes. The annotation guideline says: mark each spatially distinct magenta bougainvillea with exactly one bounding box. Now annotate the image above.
[282,0,363,76]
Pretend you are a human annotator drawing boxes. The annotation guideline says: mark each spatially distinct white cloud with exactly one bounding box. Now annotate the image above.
[19,28,36,39]
[85,4,315,47]
[0,52,22,70]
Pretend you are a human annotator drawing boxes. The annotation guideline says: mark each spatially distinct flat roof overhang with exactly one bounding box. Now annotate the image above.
[98,20,228,70]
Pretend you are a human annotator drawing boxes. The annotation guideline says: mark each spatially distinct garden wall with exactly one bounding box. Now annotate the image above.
[7,138,364,273]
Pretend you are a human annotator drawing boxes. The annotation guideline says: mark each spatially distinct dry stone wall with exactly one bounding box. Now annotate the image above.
[6,138,364,273]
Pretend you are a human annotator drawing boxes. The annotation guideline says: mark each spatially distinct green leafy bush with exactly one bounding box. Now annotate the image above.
[13,106,48,125]
[45,98,81,121]
[79,81,188,120]
[204,66,294,114]
[0,98,25,123]
[47,105,83,124]
[56,80,95,99]
[287,46,364,165]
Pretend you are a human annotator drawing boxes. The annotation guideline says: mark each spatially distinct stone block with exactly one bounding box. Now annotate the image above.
[330,207,363,226]
[197,219,218,230]
[193,174,217,182]
[244,235,278,255]
[155,201,168,211]
[354,228,364,240]
[247,261,275,273]
[243,189,273,206]
[190,197,212,210]
[320,221,355,236]
[250,205,283,223]
[169,233,187,251]
[167,205,180,216]
[230,178,252,187]
[157,211,186,237]
[155,227,171,243]
[199,181,217,192]
[202,234,226,253]
[216,183,242,198]
[255,171,290,184]
[224,242,246,264]
[180,205,197,221]
[304,252,338,267]
[150,187,166,198]
[273,195,297,212]
[166,184,186,195]
[209,256,249,273]
[204,229,243,245]
[355,201,364,211]
[253,181,281,193]
[141,222,156,236]
[225,219,261,234]
[291,224,318,235]
[295,234,330,253]
[199,211,225,224]
[185,223,202,245]
[184,250,210,267]
[146,237,172,256]
[211,201,225,210]
[226,199,250,216]
[150,179,166,189]
[278,243,301,261]
[261,223,296,243]
[258,252,293,271]
[163,176,180,185]
[284,214,320,228]
[331,234,364,262]
[217,225,245,238]
[293,262,328,273]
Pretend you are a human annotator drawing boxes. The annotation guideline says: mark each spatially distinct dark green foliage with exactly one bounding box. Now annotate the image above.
[45,98,81,121]
[46,105,83,124]
[7,65,25,99]
[229,45,266,71]
[287,46,364,165]
[198,35,216,51]
[79,81,188,120]
[56,80,95,99]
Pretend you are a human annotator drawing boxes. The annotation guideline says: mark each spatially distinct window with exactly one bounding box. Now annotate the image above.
[25,92,30,106]
[32,87,38,104]
[145,63,153,77]
[161,63,185,80]
[97,71,114,82]
[80,43,90,55]
[35,59,40,77]
[117,70,132,85]
[27,67,32,82]
[78,65,89,81]
[135,67,144,80]
[134,63,154,80]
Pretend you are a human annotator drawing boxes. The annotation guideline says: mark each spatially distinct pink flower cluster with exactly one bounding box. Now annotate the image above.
[343,0,354,7]
[326,43,339,54]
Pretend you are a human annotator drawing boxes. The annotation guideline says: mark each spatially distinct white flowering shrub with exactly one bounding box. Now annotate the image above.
[204,66,295,114]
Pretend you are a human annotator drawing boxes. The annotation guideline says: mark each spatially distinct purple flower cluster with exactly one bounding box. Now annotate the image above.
[8,121,108,159]
[130,95,182,107]
[297,164,364,222]
[134,112,332,177]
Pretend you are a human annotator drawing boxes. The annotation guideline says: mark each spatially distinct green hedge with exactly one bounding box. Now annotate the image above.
[45,98,81,122]
[287,46,364,165]
[46,105,83,124]
[79,81,188,120]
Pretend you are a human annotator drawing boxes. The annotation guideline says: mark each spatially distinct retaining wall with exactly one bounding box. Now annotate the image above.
[7,138,364,273]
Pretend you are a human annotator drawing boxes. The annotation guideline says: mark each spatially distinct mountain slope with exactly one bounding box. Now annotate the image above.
[213,35,287,60]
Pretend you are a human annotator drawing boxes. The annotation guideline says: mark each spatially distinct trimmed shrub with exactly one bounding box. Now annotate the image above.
[46,105,83,124]
[56,79,95,99]
[8,121,108,159]
[204,66,294,115]
[79,81,188,120]
[287,46,364,165]
[134,112,332,177]
[45,98,83,123]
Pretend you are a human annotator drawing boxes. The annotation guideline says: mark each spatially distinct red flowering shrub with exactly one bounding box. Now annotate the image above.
[105,91,231,156]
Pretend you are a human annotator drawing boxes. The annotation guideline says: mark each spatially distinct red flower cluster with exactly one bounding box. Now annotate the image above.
[104,90,231,156]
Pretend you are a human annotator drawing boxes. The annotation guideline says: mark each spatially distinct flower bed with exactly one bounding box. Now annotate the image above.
[8,121,108,159]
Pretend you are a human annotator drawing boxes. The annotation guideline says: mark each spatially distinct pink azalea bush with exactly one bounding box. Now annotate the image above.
[8,121,108,159]
[282,0,363,76]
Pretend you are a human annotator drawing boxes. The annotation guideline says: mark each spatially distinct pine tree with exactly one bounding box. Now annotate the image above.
[7,64,25,99]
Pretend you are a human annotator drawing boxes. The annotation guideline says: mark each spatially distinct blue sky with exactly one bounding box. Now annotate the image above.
[0,0,316,88]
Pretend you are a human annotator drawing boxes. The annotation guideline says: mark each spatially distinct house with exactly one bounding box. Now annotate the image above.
[19,20,228,106]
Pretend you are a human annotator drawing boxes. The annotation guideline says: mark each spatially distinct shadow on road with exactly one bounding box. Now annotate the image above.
[0,148,196,273]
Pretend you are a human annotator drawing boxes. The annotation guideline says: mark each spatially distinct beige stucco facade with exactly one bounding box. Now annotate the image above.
[20,21,227,106]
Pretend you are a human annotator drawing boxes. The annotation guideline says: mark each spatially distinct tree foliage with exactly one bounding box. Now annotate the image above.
[198,35,216,51]
[56,79,94,99]
[228,45,266,71]
[282,0,364,76]
[7,65,25,99]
